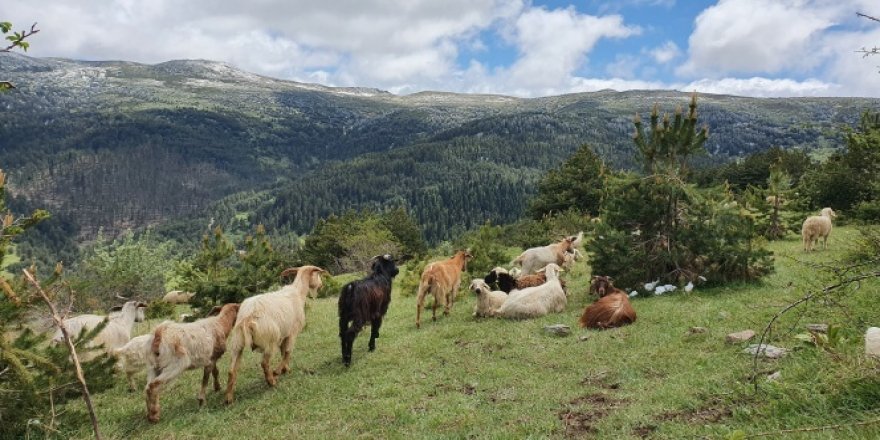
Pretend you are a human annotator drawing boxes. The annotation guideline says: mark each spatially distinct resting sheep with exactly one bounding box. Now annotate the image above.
[338,255,399,366]
[579,276,637,329]
[415,250,473,328]
[469,279,507,318]
[224,265,326,404]
[146,303,240,422]
[53,300,146,361]
[496,264,566,319]
[162,290,195,304]
[484,266,567,294]
[802,207,836,252]
[512,232,582,275]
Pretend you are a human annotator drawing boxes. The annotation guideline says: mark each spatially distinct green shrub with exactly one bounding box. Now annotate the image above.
[145,299,176,320]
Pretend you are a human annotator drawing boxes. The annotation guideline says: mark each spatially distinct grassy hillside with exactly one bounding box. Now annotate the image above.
[58,227,880,439]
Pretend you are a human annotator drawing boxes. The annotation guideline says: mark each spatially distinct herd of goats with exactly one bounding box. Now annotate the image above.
[48,206,840,422]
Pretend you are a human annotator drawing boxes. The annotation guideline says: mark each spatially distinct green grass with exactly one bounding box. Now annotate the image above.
[61,227,880,439]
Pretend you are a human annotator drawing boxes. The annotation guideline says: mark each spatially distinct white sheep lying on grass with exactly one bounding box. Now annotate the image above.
[496,264,566,319]
[469,279,508,318]
[802,207,836,252]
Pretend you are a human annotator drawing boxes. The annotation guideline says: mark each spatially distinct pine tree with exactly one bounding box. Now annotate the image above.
[591,96,772,289]
[527,144,606,219]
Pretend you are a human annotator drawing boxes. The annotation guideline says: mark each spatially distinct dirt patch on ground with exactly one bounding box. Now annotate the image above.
[559,392,628,438]
[656,398,733,424]
[632,424,658,438]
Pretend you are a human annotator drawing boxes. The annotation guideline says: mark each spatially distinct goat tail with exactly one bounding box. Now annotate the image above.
[228,316,254,354]
[150,323,170,358]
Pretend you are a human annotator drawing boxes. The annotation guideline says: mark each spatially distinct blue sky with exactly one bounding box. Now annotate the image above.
[6,0,880,97]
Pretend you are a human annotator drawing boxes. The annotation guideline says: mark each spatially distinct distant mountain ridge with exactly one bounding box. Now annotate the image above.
[1,52,878,246]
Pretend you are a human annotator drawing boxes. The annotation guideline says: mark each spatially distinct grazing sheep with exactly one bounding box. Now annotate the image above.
[53,300,146,360]
[802,207,837,252]
[145,303,240,422]
[579,276,636,329]
[415,250,473,328]
[109,304,147,323]
[224,266,326,404]
[496,264,566,319]
[469,279,507,318]
[511,232,583,275]
[162,290,195,304]
[113,334,152,392]
[338,255,399,366]
[561,249,582,270]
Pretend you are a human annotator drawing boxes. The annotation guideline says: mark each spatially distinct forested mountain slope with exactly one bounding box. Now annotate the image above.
[1,52,877,244]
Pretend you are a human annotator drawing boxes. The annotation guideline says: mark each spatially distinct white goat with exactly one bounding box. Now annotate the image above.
[145,303,240,422]
[224,265,325,404]
[53,301,145,360]
[512,232,582,275]
[469,279,507,318]
[496,264,566,319]
[113,334,152,392]
[802,207,836,251]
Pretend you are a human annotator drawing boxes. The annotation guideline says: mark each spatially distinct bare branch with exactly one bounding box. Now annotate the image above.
[857,12,880,23]
[23,269,102,440]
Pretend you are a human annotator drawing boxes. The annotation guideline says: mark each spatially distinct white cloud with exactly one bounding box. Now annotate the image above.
[679,0,837,76]
[503,7,640,89]
[649,41,680,64]
[682,77,838,97]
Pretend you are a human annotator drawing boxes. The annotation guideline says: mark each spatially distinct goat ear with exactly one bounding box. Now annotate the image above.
[109,305,123,312]
[137,302,148,308]
[207,306,223,317]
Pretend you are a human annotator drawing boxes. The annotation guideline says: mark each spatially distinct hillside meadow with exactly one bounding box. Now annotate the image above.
[58,227,880,439]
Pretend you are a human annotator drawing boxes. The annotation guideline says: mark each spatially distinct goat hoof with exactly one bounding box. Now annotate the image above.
[224,397,234,405]
[147,414,160,423]
[198,397,205,407]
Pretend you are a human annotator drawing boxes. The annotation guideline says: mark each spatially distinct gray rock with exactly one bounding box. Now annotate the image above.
[726,330,756,343]
[806,324,828,333]
[544,324,571,337]
[578,335,591,342]
[767,371,782,382]
[744,344,788,359]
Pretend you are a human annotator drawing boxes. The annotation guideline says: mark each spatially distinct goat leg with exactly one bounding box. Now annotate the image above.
[368,318,382,352]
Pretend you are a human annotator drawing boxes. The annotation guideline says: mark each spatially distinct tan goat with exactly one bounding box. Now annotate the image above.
[415,250,473,328]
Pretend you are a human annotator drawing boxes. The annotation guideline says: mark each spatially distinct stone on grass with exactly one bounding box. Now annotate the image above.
[744,344,788,359]
[687,327,708,335]
[544,324,571,337]
[726,330,756,343]
[767,371,782,382]
[866,327,880,358]
[806,324,828,333]
[578,335,591,342]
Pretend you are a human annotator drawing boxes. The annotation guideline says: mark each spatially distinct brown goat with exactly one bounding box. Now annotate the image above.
[579,276,636,329]
[415,250,473,328]
[146,303,240,422]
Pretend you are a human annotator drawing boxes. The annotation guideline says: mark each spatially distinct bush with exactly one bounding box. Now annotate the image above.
[453,222,509,277]
[145,299,176,320]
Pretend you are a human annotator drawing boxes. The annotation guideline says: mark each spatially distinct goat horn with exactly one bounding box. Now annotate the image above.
[115,293,128,300]
[280,267,300,279]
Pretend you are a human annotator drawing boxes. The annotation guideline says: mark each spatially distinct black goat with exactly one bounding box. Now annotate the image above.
[484,267,516,293]
[338,254,399,366]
